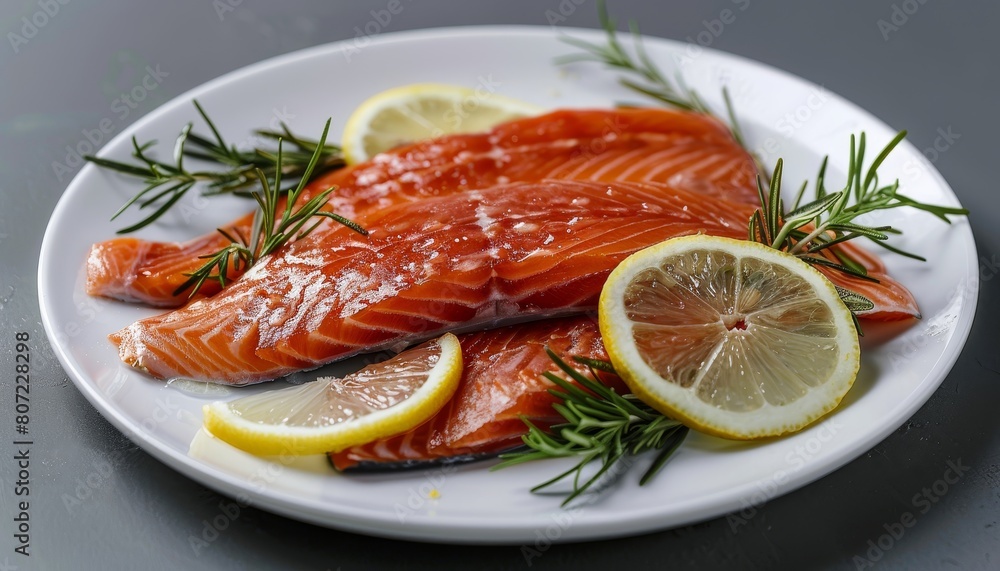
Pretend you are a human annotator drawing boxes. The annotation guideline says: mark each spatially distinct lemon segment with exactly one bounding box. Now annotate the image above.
[599,235,860,440]
[341,83,543,164]
[203,333,463,455]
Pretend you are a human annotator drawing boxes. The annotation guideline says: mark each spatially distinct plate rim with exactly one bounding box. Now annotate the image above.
[37,24,979,544]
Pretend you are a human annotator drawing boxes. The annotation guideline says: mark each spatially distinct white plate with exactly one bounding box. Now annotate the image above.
[38,27,977,543]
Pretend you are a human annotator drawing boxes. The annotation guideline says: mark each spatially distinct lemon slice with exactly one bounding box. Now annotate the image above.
[203,333,463,455]
[341,83,542,163]
[599,235,860,440]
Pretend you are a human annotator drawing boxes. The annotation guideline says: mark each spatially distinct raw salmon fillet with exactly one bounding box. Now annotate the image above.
[111,179,751,384]
[330,316,621,470]
[110,177,917,385]
[86,108,760,307]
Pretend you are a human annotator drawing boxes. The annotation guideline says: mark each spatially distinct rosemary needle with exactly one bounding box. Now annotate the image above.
[559,2,967,276]
[557,0,747,148]
[748,132,967,282]
[496,132,966,503]
[173,119,366,298]
[494,351,688,507]
[85,100,345,233]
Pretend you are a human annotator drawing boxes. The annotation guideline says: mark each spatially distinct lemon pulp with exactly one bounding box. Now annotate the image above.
[203,333,463,455]
[599,235,860,439]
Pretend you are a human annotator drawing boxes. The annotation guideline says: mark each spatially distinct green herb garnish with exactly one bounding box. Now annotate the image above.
[494,350,688,506]
[750,131,967,266]
[747,132,967,332]
[557,0,747,147]
[85,100,345,233]
[172,119,366,298]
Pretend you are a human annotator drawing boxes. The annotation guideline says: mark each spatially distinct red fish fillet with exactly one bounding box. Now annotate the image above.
[87,108,760,307]
[111,179,751,384]
[110,177,917,385]
[330,316,619,470]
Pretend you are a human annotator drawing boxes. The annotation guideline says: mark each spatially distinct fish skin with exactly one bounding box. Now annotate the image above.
[86,108,759,307]
[330,316,620,470]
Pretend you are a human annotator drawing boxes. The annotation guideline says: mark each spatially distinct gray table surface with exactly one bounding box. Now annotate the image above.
[1,1,998,569]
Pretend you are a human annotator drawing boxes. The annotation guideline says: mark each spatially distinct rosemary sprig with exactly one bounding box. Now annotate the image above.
[173,119,366,298]
[748,132,968,282]
[494,350,688,506]
[557,0,747,147]
[748,131,966,334]
[85,100,345,233]
[496,132,967,503]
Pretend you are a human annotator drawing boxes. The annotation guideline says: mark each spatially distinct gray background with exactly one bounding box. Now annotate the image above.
[1,0,997,569]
